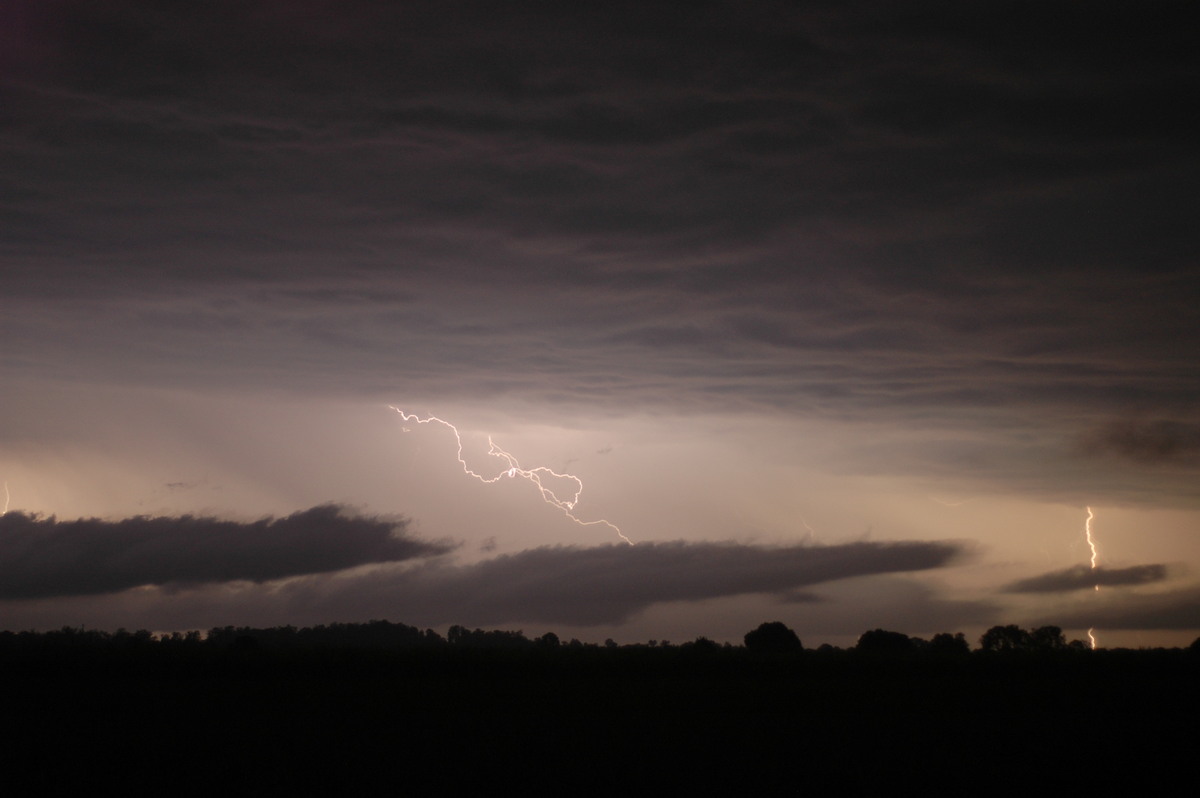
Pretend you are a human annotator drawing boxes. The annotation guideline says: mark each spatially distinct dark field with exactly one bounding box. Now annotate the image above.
[4,627,1196,792]
[4,628,1195,792]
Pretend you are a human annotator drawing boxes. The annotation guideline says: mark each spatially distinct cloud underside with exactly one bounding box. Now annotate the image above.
[1079,420,1200,465]
[0,505,451,599]
[1004,563,1170,594]
[0,505,965,625]
[3,2,1195,443]
[1039,586,1200,632]
[196,539,968,626]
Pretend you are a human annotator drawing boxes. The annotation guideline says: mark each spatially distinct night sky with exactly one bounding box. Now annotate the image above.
[2,1,1197,647]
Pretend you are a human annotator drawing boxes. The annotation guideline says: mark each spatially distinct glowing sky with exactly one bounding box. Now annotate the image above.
[2,2,1198,647]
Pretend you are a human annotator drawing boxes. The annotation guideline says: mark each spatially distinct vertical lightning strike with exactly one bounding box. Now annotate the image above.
[2,481,8,516]
[1085,506,1099,589]
[389,407,633,545]
[1085,505,1099,649]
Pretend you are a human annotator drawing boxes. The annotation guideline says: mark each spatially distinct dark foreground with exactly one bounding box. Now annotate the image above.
[4,637,1196,793]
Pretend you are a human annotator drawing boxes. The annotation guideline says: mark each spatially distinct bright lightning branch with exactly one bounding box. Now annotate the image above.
[389,407,632,545]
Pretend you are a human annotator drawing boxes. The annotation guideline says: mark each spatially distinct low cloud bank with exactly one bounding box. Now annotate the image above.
[0,503,968,629]
[0,505,452,599]
[285,539,968,626]
[1040,584,1200,631]
[1004,564,1169,594]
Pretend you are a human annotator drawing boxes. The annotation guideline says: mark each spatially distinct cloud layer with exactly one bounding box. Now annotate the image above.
[1041,586,1200,632]
[2,2,1195,440]
[1080,420,1200,465]
[0,500,966,628]
[0,505,451,599]
[1004,564,1169,594]
[286,538,968,626]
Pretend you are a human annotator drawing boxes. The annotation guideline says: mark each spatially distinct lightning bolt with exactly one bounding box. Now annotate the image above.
[1085,505,1099,649]
[389,407,632,545]
[2,481,8,516]
[1085,506,1099,588]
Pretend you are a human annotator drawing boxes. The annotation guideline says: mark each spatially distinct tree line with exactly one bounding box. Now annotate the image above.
[1,619,1196,657]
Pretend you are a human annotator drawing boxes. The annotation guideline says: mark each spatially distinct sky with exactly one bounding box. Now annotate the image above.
[2,1,1198,647]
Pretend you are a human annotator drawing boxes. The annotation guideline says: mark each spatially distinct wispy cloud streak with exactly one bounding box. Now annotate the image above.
[1004,563,1169,594]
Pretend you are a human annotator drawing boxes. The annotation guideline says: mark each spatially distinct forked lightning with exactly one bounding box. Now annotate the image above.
[389,407,632,545]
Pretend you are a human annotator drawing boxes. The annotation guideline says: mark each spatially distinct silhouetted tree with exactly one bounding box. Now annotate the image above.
[1030,625,1067,651]
[743,621,802,653]
[446,627,530,648]
[232,635,260,651]
[683,636,722,653]
[927,632,970,656]
[979,624,1033,652]
[856,629,913,655]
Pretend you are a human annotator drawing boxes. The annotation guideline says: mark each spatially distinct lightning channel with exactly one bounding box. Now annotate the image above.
[1085,505,1099,649]
[389,407,632,545]
[1085,506,1099,588]
[2,481,8,516]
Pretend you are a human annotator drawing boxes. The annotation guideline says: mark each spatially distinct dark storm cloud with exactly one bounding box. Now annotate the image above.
[1080,419,1200,465]
[5,0,1193,283]
[1004,563,1169,594]
[0,505,451,599]
[0,540,976,635]
[2,2,1198,502]
[285,538,968,626]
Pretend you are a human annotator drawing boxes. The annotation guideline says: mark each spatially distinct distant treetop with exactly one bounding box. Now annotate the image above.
[744,621,803,653]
